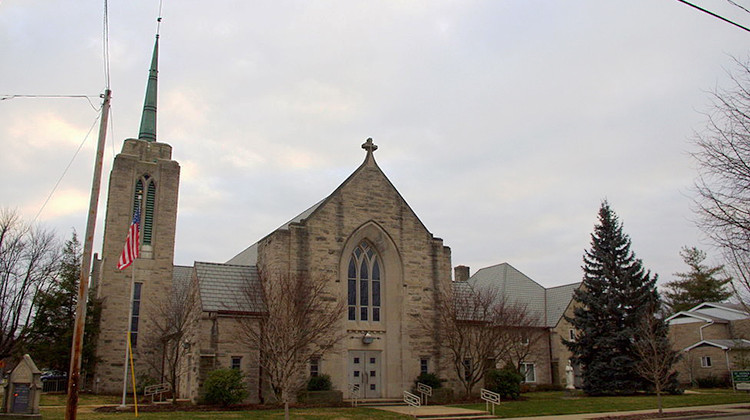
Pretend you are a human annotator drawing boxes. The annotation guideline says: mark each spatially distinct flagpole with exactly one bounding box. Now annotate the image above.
[120,265,135,408]
[120,194,141,409]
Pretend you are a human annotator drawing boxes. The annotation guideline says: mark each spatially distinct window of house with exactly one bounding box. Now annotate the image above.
[463,359,472,381]
[521,362,536,383]
[231,356,241,370]
[347,241,381,322]
[569,329,576,341]
[310,357,320,377]
[420,358,429,375]
[701,356,712,368]
[130,282,142,347]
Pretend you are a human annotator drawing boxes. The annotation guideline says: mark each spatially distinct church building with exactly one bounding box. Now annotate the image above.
[91,36,579,400]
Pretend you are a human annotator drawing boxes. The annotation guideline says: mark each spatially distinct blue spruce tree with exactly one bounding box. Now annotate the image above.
[564,201,659,395]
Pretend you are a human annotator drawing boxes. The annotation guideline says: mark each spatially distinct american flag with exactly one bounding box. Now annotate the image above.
[117,207,140,270]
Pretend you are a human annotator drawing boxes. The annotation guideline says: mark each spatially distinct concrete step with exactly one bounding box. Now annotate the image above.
[344,398,407,407]
[417,417,498,420]
[416,415,498,420]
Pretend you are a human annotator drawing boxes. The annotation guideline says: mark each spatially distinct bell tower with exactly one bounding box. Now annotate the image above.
[93,34,180,393]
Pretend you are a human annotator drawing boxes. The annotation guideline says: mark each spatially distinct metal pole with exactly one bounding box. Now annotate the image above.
[65,88,111,420]
[120,267,136,407]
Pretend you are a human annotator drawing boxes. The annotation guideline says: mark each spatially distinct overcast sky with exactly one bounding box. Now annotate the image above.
[2,1,749,288]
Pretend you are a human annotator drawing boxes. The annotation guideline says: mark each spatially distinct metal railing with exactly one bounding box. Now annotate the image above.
[416,382,432,405]
[480,388,500,415]
[144,382,171,403]
[403,390,421,408]
[349,383,361,407]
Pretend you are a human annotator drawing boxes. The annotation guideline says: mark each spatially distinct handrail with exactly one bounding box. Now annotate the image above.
[416,382,432,405]
[480,388,500,415]
[403,390,421,408]
[144,382,171,403]
[349,383,361,407]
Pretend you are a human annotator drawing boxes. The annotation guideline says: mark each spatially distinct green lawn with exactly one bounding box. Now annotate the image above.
[454,389,750,418]
[37,389,750,419]
[40,406,408,420]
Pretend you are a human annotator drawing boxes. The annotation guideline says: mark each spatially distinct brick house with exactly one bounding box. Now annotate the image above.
[667,302,750,385]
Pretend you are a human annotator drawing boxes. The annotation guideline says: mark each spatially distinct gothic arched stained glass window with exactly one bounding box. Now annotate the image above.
[347,241,381,322]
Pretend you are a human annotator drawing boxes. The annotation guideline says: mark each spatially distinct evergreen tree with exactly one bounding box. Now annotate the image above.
[26,231,101,375]
[564,201,660,395]
[663,247,732,314]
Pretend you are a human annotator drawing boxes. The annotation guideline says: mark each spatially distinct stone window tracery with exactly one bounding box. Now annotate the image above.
[347,241,381,322]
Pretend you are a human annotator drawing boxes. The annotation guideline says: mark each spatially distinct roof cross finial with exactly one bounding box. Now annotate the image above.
[362,138,377,154]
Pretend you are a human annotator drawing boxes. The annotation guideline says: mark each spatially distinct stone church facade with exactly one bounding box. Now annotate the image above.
[91,38,580,400]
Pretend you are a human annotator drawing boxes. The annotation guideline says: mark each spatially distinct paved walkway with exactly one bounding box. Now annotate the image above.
[375,404,492,417]
[375,402,750,419]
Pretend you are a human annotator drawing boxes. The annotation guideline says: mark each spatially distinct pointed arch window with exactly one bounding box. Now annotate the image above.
[347,241,381,322]
[132,175,156,245]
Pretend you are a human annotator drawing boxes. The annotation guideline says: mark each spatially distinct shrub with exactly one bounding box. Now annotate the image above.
[695,374,730,389]
[306,374,332,391]
[485,363,523,400]
[534,383,563,392]
[203,368,248,406]
[414,372,443,389]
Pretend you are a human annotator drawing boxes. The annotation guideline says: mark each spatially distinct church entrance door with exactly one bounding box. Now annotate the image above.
[348,350,381,399]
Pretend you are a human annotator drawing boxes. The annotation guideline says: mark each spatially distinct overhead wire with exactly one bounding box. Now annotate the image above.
[31,113,102,225]
[726,0,750,16]
[103,0,111,89]
[0,94,100,111]
[675,0,750,33]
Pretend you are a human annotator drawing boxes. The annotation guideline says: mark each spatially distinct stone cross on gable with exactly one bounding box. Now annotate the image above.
[362,138,378,154]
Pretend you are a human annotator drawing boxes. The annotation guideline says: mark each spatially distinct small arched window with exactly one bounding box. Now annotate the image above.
[347,241,381,322]
[132,175,156,245]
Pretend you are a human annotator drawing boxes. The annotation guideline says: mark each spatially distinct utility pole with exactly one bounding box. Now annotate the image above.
[65,88,111,420]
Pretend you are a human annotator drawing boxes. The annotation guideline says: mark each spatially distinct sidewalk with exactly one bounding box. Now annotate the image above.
[376,402,750,419]
[503,402,750,419]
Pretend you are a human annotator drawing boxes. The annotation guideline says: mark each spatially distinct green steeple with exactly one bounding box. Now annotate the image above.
[138,34,159,142]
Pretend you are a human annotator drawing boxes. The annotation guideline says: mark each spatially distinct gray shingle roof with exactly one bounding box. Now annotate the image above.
[172,265,193,291]
[545,282,581,327]
[457,262,578,327]
[194,262,265,314]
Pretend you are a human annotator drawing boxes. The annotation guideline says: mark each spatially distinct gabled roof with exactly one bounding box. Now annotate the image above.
[194,261,265,314]
[684,339,750,352]
[667,301,749,324]
[227,139,435,263]
[666,311,730,324]
[546,282,581,327]
[458,262,579,327]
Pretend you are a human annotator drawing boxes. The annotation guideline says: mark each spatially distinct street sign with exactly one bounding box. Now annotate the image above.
[733,370,750,383]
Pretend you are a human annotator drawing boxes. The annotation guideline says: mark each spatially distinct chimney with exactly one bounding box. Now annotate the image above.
[454,265,470,282]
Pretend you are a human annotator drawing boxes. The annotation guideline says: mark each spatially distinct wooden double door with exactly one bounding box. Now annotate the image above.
[348,350,382,399]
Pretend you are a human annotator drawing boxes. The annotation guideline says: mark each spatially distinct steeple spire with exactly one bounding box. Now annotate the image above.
[138,34,159,142]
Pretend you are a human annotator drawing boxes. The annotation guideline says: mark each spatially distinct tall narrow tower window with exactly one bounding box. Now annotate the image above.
[143,179,156,245]
[347,241,382,322]
[132,175,156,246]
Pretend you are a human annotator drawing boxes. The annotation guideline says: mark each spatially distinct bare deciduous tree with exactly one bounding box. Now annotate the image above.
[433,282,541,398]
[142,273,198,401]
[632,306,680,415]
[238,272,346,417]
[0,208,59,359]
[692,57,750,305]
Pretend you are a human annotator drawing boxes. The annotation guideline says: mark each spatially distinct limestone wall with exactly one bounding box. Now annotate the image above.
[94,138,180,394]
